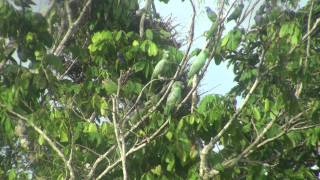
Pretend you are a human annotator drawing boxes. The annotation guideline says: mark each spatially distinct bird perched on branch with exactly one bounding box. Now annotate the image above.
[204,7,219,39]
[165,81,184,114]
[188,48,209,79]
[227,3,244,22]
[151,50,170,79]
[149,50,171,92]
[205,6,217,22]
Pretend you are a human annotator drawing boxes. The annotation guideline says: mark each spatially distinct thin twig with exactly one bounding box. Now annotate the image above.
[64,0,73,26]
[295,0,314,98]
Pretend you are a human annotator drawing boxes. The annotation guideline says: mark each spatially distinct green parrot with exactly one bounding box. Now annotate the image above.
[187,48,209,79]
[205,7,217,22]
[204,21,218,39]
[227,3,244,22]
[151,50,170,79]
[165,81,184,114]
[149,51,171,92]
[190,48,201,57]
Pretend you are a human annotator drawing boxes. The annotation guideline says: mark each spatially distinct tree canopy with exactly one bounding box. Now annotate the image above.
[0,0,319,179]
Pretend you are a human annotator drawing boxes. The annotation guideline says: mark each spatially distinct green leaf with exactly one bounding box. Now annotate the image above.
[189,145,198,159]
[115,30,124,41]
[214,163,224,171]
[92,31,113,44]
[100,98,108,116]
[165,131,173,141]
[146,29,153,40]
[44,54,64,73]
[148,42,158,56]
[84,123,98,133]
[221,33,230,47]
[253,107,261,120]
[242,123,251,133]
[60,130,68,142]
[291,24,301,46]
[165,153,175,172]
[8,169,16,180]
[150,165,162,176]
[38,135,45,145]
[279,22,293,38]
[133,61,146,72]
[103,79,118,94]
[132,40,139,47]
[264,99,270,112]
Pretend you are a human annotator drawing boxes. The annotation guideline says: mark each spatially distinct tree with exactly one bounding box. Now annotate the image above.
[0,0,319,179]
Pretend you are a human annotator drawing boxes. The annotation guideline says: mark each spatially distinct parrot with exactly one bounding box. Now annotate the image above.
[151,50,170,79]
[227,3,244,22]
[204,21,219,39]
[117,52,126,65]
[187,48,209,79]
[205,6,217,23]
[165,81,184,114]
[149,51,171,92]
[190,48,201,57]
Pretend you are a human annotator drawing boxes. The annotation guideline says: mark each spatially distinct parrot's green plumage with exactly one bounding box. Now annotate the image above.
[165,81,184,114]
[188,49,209,79]
[204,7,219,39]
[205,7,217,22]
[151,51,170,79]
[204,21,218,39]
[227,3,244,22]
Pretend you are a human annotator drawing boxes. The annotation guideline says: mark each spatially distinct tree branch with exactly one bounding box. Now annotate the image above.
[96,116,170,179]
[139,0,153,38]
[112,96,128,180]
[53,0,92,56]
[295,0,314,98]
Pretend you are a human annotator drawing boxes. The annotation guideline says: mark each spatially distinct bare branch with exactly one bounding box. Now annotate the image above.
[191,75,198,113]
[53,0,93,56]
[64,0,73,26]
[139,0,153,38]
[112,96,128,180]
[295,0,314,98]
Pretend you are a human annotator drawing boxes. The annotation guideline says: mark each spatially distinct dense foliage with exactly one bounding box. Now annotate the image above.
[0,0,319,179]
